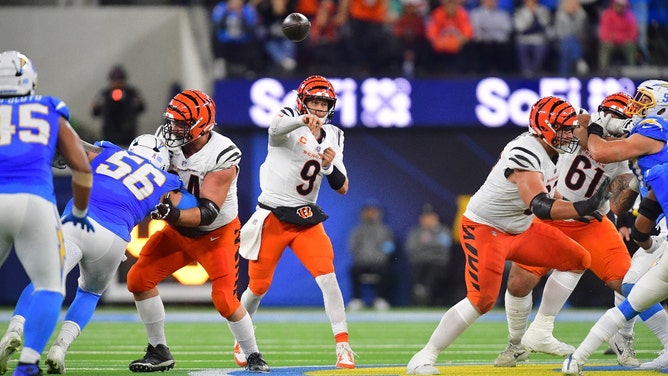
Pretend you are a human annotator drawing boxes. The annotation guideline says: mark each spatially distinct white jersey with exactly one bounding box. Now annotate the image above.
[257,106,347,208]
[168,131,241,231]
[556,145,630,214]
[464,132,559,234]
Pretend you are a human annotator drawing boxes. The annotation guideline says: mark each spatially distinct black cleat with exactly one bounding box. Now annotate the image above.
[245,352,269,373]
[129,344,175,373]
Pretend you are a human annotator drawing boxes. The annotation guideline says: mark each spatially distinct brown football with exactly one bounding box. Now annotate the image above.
[282,12,311,42]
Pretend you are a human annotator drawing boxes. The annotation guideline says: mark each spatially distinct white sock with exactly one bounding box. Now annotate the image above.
[315,273,348,335]
[538,271,581,316]
[135,296,167,346]
[227,313,258,355]
[504,290,531,344]
[55,320,81,349]
[574,307,626,362]
[614,290,636,337]
[18,347,40,364]
[643,309,668,348]
[426,298,480,353]
[529,313,556,333]
[240,288,264,318]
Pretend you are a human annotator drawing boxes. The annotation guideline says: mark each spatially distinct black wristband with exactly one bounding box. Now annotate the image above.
[166,207,181,222]
[573,199,593,217]
[587,123,604,137]
[631,225,651,243]
[326,166,346,190]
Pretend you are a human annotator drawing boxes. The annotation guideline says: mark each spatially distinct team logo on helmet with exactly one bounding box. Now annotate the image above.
[160,89,216,148]
[296,75,337,123]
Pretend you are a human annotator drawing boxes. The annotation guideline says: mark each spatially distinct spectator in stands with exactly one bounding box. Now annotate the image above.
[301,0,344,76]
[425,0,473,76]
[256,0,298,75]
[469,0,514,74]
[554,0,589,75]
[405,204,453,306]
[598,0,638,74]
[391,0,429,77]
[513,0,552,76]
[91,64,145,147]
[211,0,262,78]
[629,0,650,64]
[347,199,396,311]
[336,0,395,76]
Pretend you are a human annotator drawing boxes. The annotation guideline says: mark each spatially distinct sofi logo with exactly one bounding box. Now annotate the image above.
[249,77,413,128]
[475,77,638,127]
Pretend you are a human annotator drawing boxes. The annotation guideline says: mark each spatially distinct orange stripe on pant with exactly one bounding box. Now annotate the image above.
[459,215,591,313]
[518,216,630,283]
[127,218,242,317]
[247,213,335,295]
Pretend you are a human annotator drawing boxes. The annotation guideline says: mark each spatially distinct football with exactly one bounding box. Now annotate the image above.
[282,12,311,42]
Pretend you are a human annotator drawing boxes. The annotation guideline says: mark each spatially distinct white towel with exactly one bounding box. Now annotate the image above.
[240,208,270,260]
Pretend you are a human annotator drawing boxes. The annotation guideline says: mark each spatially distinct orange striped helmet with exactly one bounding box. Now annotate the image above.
[161,89,216,147]
[528,96,579,154]
[296,75,336,123]
[598,92,632,119]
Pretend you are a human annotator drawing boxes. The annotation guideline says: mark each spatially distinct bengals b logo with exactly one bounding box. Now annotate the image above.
[296,206,313,219]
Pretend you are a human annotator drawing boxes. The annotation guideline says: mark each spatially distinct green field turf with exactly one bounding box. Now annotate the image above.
[0,306,665,375]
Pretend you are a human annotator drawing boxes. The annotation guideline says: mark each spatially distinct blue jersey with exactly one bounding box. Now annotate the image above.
[63,142,185,241]
[0,95,69,202]
[628,116,668,197]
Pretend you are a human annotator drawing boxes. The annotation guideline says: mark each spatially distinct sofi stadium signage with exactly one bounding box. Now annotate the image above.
[214,76,640,128]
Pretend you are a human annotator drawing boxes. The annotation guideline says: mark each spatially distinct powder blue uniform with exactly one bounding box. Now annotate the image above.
[628,116,668,199]
[0,94,75,375]
[12,141,197,355]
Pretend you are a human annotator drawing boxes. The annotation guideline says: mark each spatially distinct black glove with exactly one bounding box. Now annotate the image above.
[573,176,611,221]
[151,196,181,222]
[52,149,67,169]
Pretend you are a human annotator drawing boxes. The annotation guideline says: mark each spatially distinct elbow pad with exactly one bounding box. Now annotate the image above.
[198,198,220,226]
[530,192,555,220]
[638,197,663,222]
[631,225,650,243]
[326,166,346,190]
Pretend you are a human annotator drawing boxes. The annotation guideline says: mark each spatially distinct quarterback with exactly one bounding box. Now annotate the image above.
[237,75,356,369]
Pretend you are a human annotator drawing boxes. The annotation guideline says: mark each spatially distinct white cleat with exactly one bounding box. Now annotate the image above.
[406,349,439,375]
[233,342,247,367]
[639,348,668,370]
[45,339,68,374]
[335,342,356,369]
[494,342,530,367]
[0,331,21,375]
[607,332,639,367]
[561,354,583,375]
[522,326,575,356]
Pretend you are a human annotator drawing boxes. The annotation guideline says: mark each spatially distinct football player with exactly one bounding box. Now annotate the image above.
[236,75,356,369]
[126,90,269,373]
[563,80,668,374]
[0,50,93,376]
[406,96,611,375]
[0,135,196,374]
[496,92,668,369]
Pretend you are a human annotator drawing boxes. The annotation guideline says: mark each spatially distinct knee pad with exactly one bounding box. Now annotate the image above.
[126,265,155,294]
[212,288,240,318]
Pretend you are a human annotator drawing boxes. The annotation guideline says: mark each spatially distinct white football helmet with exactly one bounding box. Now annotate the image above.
[0,50,38,97]
[627,80,668,121]
[128,134,170,171]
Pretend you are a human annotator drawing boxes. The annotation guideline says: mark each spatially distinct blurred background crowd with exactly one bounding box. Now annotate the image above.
[7,0,668,79]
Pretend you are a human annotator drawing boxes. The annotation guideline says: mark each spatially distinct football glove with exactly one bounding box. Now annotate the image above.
[52,149,67,169]
[62,211,95,233]
[572,175,611,221]
[590,111,633,137]
[151,196,181,222]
